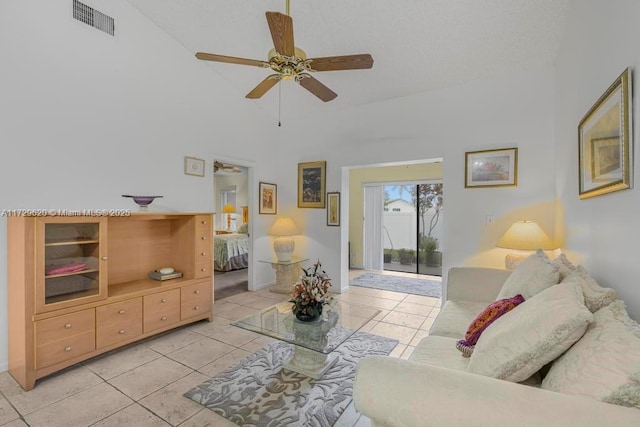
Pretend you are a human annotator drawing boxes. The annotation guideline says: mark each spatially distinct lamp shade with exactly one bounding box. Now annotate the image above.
[496,221,556,250]
[222,204,236,214]
[268,217,300,236]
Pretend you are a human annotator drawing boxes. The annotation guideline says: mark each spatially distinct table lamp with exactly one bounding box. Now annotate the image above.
[222,204,236,230]
[496,220,557,270]
[268,217,300,262]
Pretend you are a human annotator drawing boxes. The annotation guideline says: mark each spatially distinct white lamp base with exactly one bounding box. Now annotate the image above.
[274,236,295,262]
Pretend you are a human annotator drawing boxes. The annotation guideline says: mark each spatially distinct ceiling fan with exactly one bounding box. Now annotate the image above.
[195,0,373,102]
[214,161,242,174]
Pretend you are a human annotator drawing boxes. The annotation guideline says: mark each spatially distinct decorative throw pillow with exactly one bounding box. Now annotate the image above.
[237,223,248,234]
[564,266,616,313]
[541,300,640,409]
[496,249,560,300]
[455,294,525,357]
[551,253,577,280]
[467,278,593,382]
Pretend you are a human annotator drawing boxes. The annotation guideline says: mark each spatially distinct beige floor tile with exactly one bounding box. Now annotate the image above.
[393,301,433,316]
[84,343,162,380]
[0,394,20,424]
[145,329,207,355]
[166,337,236,370]
[1,419,28,427]
[179,408,238,426]
[209,325,260,347]
[240,336,278,353]
[0,366,102,416]
[240,297,283,310]
[345,286,407,301]
[108,357,192,401]
[428,307,441,318]
[334,293,400,311]
[369,322,417,345]
[403,294,441,307]
[198,348,252,377]
[420,316,436,331]
[23,382,131,427]
[359,320,379,333]
[92,403,170,426]
[213,303,259,321]
[333,301,383,320]
[139,371,210,425]
[380,311,426,329]
[220,292,263,305]
[400,346,416,360]
[410,329,430,346]
[388,343,406,358]
[187,316,233,337]
[373,309,389,321]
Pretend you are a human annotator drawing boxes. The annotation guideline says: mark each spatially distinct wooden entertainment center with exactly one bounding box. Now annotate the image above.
[7,212,214,390]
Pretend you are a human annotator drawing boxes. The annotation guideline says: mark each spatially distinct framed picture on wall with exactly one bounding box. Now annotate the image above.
[298,161,326,208]
[327,192,340,226]
[184,156,205,177]
[465,148,518,188]
[259,182,277,214]
[578,67,633,199]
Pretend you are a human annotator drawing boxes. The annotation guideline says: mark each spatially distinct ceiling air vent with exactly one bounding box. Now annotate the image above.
[73,0,115,36]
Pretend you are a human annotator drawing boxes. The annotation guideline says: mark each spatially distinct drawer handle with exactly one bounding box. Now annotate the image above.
[161,298,167,303]
[194,290,200,294]
[201,268,207,272]
[65,346,72,352]
[102,256,108,261]
[119,329,126,335]
[118,309,125,315]
[194,306,200,311]
[161,316,167,321]
[64,323,72,329]
[201,252,207,256]
[201,220,207,224]
[201,236,208,240]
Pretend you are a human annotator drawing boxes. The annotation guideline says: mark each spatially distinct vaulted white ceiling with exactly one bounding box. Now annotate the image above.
[127,0,571,120]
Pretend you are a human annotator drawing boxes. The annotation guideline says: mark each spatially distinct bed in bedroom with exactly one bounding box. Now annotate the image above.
[214,233,249,271]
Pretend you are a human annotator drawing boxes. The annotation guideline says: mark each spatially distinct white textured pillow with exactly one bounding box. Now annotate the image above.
[551,253,576,280]
[542,300,640,408]
[496,249,560,300]
[563,266,616,313]
[468,278,593,382]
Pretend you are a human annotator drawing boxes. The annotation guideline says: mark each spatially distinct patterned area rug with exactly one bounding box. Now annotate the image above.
[350,272,442,298]
[184,332,398,426]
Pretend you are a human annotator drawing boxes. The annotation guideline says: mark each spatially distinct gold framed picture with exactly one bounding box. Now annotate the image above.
[184,156,205,177]
[465,148,518,188]
[298,161,326,208]
[259,182,277,215]
[327,192,340,226]
[579,68,633,199]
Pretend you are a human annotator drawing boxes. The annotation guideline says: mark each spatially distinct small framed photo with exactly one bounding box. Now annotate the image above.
[184,156,205,177]
[579,68,633,199]
[298,161,326,208]
[259,182,277,214]
[465,148,518,188]
[327,192,340,226]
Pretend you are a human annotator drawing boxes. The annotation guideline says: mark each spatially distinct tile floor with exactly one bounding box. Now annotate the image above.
[0,270,441,427]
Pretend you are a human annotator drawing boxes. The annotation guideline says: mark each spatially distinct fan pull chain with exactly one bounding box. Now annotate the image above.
[278,80,282,127]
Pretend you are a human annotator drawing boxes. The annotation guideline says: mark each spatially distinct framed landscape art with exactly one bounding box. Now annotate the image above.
[578,68,633,199]
[465,148,518,188]
[259,182,277,214]
[298,161,326,208]
[327,192,340,226]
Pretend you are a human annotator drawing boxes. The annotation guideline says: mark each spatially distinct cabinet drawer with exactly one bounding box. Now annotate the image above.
[143,289,180,333]
[35,309,95,347]
[196,215,212,233]
[35,309,96,369]
[194,258,212,278]
[181,281,212,320]
[96,298,143,348]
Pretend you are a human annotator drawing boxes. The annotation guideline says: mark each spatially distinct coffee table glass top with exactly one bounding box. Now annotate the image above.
[232,301,380,354]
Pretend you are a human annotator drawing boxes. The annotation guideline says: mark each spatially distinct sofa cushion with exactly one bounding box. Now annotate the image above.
[496,249,560,300]
[564,267,616,313]
[429,300,488,338]
[541,300,640,409]
[467,278,593,382]
[410,335,470,372]
[456,294,525,357]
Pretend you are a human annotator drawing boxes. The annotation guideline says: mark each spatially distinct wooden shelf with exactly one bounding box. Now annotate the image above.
[45,240,99,247]
[108,276,194,299]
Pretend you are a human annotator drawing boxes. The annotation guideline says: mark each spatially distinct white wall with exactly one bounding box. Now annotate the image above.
[554,0,640,321]
[0,1,279,371]
[276,66,557,294]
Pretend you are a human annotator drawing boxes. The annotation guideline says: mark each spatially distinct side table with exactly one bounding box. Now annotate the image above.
[259,257,309,294]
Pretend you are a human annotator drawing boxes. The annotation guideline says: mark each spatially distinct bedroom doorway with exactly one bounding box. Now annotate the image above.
[213,158,253,300]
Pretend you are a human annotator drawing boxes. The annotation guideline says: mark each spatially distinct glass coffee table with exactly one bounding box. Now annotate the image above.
[232,301,380,379]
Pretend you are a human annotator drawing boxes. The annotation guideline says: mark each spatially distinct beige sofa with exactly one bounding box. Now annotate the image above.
[354,265,640,426]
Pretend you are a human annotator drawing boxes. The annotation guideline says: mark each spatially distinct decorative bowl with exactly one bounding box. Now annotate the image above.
[122,195,163,207]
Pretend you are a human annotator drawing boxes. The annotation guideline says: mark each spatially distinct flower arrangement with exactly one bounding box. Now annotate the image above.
[290,260,332,321]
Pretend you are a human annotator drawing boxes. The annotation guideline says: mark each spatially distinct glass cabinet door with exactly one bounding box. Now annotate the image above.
[36,218,107,313]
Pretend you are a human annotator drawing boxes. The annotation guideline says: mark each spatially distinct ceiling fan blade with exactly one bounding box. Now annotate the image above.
[195,52,268,68]
[298,75,337,102]
[307,54,374,72]
[266,12,295,56]
[246,75,281,99]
